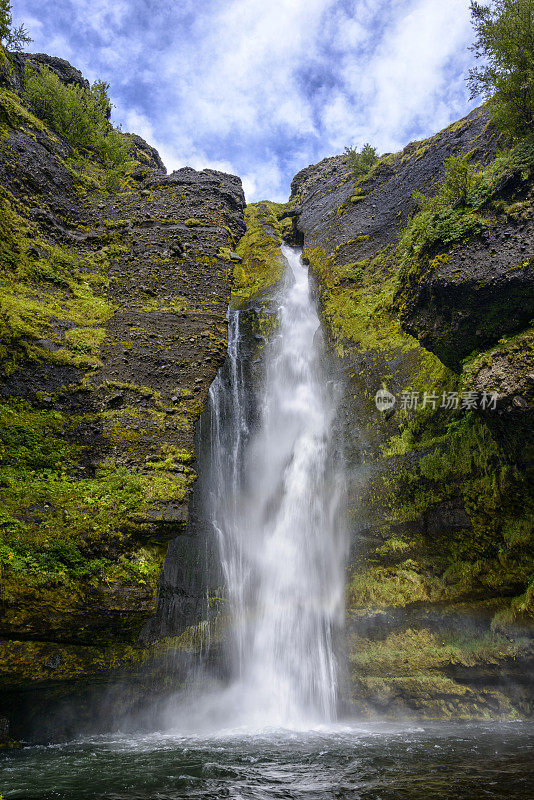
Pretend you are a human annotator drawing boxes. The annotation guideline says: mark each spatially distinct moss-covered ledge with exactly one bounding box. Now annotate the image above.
[232,200,296,303]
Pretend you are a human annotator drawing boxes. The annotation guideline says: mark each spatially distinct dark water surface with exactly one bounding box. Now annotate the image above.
[1,722,534,800]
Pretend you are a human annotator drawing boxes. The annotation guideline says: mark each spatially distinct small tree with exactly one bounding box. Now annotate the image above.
[468,0,534,135]
[344,143,379,178]
[0,0,31,51]
[412,153,480,211]
[439,153,480,205]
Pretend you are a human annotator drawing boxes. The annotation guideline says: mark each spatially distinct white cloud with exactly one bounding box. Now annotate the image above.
[17,0,476,199]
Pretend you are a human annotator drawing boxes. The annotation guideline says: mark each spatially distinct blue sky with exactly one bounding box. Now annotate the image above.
[13,0,478,201]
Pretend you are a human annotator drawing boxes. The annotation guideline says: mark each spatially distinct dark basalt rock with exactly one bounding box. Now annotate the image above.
[7,52,90,94]
[0,129,74,203]
[0,53,245,741]
[399,205,534,371]
[467,329,534,462]
[291,106,496,261]
[291,105,534,721]
[126,133,166,173]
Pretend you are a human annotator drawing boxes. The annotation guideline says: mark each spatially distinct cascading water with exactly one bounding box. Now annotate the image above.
[205,244,347,729]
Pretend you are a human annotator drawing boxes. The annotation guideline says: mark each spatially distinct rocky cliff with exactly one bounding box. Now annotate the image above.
[1,44,533,740]
[200,108,534,718]
[290,107,534,718]
[0,51,245,741]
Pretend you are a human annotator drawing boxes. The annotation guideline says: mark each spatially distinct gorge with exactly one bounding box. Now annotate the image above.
[0,44,533,800]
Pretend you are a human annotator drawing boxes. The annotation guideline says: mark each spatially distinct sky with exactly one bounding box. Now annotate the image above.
[13,0,478,202]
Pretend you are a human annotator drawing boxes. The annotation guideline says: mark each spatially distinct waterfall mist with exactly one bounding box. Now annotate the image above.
[172,244,348,731]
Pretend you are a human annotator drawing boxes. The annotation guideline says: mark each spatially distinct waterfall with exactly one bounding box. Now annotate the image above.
[196,244,346,729]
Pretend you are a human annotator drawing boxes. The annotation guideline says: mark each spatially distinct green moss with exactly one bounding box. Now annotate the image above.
[351,672,520,720]
[352,409,534,607]
[0,634,187,687]
[173,615,229,653]
[145,443,194,470]
[233,201,292,300]
[350,627,525,675]
[305,136,533,621]
[302,121,534,613]
[462,326,534,387]
[348,562,433,608]
[0,396,191,594]
[395,138,534,315]
[64,326,106,356]
[140,295,203,314]
[305,244,442,356]
[0,85,48,139]
[493,576,534,628]
[0,189,116,373]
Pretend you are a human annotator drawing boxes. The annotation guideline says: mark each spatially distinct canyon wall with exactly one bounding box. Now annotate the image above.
[0,51,245,741]
[290,107,534,718]
[1,45,534,740]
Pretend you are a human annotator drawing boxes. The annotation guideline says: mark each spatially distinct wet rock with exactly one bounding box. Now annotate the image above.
[0,716,10,745]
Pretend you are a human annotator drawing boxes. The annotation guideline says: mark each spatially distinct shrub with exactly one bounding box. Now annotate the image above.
[468,0,534,135]
[413,153,481,212]
[395,137,534,303]
[344,143,379,178]
[24,65,132,176]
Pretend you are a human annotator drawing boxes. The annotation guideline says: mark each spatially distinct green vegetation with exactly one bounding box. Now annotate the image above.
[233,201,292,300]
[305,244,413,354]
[0,0,31,50]
[351,627,525,674]
[0,40,242,709]
[344,143,379,179]
[0,397,190,593]
[24,66,132,177]
[305,115,534,637]
[0,189,116,374]
[413,153,479,209]
[395,137,534,314]
[397,413,533,585]
[468,0,534,135]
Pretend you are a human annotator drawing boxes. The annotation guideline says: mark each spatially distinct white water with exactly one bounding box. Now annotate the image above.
[203,244,347,730]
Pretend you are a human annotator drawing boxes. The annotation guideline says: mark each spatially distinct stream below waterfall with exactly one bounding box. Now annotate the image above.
[2,724,534,799]
[2,247,534,798]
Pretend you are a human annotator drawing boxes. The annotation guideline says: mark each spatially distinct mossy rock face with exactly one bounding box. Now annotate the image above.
[0,47,246,738]
[0,633,198,742]
[232,200,297,302]
[347,609,534,719]
[293,106,534,718]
